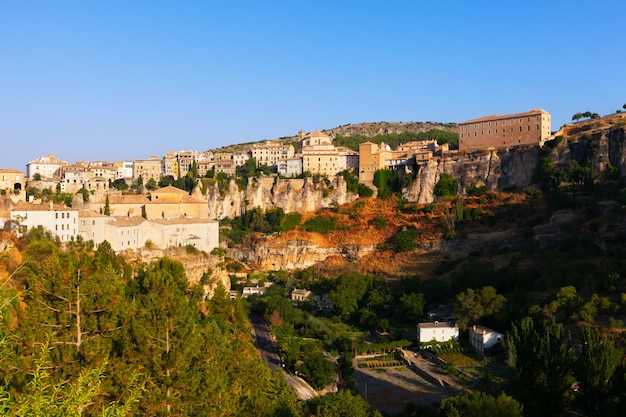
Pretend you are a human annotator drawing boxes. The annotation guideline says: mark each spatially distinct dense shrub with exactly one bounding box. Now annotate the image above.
[302,216,337,234]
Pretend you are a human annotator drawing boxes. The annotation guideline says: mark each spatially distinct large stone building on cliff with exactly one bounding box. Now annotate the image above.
[458,109,551,152]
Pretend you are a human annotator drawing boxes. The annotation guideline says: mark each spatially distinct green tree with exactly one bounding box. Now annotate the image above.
[434,173,458,198]
[145,177,158,190]
[453,286,506,331]
[507,317,574,417]
[576,327,622,416]
[440,391,523,417]
[103,194,110,216]
[331,272,371,318]
[398,292,425,322]
[298,351,335,389]
[373,169,398,199]
[307,389,380,417]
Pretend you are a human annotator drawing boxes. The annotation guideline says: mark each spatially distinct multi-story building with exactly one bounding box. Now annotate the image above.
[232,151,250,168]
[133,156,162,183]
[301,130,342,177]
[177,150,201,177]
[251,141,295,168]
[336,146,359,171]
[114,161,134,179]
[458,109,551,152]
[417,321,459,345]
[26,154,68,180]
[277,156,303,177]
[162,151,179,178]
[358,142,390,184]
[468,325,505,354]
[11,201,79,243]
[0,168,25,191]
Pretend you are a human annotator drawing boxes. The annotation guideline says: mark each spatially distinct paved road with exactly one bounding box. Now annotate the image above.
[249,314,317,400]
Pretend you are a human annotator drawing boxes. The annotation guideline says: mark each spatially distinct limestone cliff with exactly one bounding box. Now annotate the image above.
[403,126,626,204]
[205,175,358,219]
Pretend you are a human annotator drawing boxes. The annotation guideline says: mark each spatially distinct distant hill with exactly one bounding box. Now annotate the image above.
[213,121,457,153]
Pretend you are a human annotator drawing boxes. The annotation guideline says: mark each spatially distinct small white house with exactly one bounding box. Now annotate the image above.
[417,321,459,345]
[469,325,504,353]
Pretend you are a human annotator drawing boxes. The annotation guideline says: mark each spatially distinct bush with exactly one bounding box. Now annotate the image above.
[434,173,458,197]
[371,216,387,229]
[281,213,302,232]
[358,183,374,197]
[393,227,418,252]
[302,216,337,234]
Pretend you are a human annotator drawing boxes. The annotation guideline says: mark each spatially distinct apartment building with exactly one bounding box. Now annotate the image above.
[26,154,68,180]
[133,156,162,183]
[458,109,551,152]
[162,151,179,178]
[251,141,295,167]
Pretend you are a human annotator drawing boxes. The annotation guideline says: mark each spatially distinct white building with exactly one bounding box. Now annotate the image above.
[468,325,504,354]
[26,154,68,180]
[11,202,79,243]
[417,321,459,345]
[277,156,303,177]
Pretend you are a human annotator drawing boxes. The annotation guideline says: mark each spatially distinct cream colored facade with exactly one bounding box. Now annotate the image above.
[458,109,551,152]
[11,202,79,243]
[251,141,295,167]
[133,156,162,182]
[0,169,25,191]
[301,130,341,177]
[358,142,389,183]
[26,154,68,180]
[92,186,208,220]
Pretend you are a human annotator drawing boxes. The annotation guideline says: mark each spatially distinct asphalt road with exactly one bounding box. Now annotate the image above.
[249,314,317,400]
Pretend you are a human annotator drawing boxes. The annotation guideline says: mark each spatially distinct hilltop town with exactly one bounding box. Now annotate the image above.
[0,109,561,253]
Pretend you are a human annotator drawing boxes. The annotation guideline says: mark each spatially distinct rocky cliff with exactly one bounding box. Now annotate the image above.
[403,125,626,204]
[205,175,358,219]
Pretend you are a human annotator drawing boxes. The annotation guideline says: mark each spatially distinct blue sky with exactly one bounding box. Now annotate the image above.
[2,1,625,171]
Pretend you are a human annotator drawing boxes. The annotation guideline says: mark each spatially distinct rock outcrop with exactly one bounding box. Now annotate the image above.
[230,239,377,271]
[206,175,358,220]
[403,126,626,204]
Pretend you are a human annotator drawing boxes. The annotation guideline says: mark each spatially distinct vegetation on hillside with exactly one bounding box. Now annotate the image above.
[334,129,459,151]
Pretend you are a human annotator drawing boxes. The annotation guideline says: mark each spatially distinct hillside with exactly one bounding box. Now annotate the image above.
[212,120,457,153]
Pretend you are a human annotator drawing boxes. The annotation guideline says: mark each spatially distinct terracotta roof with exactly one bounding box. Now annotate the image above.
[151,217,217,225]
[12,202,77,211]
[151,185,189,195]
[306,130,330,138]
[108,195,150,205]
[460,108,549,125]
[0,168,24,174]
[106,216,147,227]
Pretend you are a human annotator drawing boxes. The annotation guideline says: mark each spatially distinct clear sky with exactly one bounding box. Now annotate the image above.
[2,1,625,171]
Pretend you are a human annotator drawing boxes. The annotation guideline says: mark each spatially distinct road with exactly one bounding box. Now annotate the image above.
[249,314,317,400]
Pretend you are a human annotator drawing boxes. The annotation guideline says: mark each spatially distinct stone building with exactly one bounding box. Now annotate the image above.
[458,109,551,152]
[133,156,162,183]
[0,168,25,191]
[301,130,341,177]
